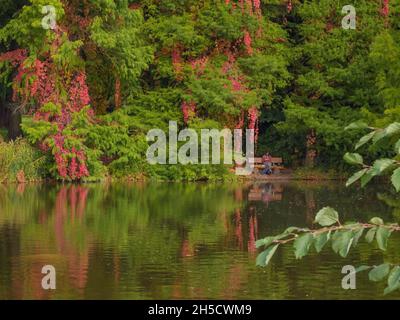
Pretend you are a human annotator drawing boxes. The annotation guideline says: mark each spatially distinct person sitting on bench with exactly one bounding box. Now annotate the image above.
[262,153,272,175]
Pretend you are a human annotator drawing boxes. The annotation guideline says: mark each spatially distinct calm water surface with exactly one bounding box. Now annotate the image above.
[0,181,399,300]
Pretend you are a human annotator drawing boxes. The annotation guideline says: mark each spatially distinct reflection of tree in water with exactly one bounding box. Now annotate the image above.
[235,209,243,250]
[54,185,90,291]
[247,208,258,254]
[304,189,316,225]
[0,185,93,298]
[162,186,258,299]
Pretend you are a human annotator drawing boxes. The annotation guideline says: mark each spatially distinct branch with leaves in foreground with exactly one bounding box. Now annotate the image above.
[256,121,400,295]
[344,121,400,190]
[256,207,400,295]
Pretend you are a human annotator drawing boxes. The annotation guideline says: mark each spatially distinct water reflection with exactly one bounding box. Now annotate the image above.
[0,181,399,299]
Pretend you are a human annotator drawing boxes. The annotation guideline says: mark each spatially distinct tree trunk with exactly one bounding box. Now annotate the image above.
[0,100,9,129]
[8,107,22,140]
[114,77,121,110]
[2,102,23,141]
[304,129,317,167]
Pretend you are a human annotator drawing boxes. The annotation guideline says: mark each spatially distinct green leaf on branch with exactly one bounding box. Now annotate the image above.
[331,230,354,258]
[344,153,363,166]
[355,265,372,273]
[391,168,400,192]
[345,121,369,131]
[372,159,397,175]
[365,227,377,243]
[376,226,392,251]
[395,139,400,154]
[352,228,364,247]
[294,233,313,259]
[384,123,400,137]
[360,168,377,187]
[314,207,339,227]
[283,227,301,234]
[314,231,330,253]
[384,266,400,295]
[368,264,390,282]
[346,168,368,187]
[256,244,279,267]
[372,129,387,144]
[370,217,384,225]
[355,131,376,150]
[255,236,274,249]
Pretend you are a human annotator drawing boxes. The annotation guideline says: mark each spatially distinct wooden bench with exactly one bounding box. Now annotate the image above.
[249,157,284,174]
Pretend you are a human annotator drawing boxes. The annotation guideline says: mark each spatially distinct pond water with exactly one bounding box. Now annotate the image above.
[0,180,399,300]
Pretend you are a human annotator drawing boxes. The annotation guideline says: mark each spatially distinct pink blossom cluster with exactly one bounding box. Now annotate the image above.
[53,133,89,180]
[381,0,390,17]
[287,0,293,13]
[0,49,27,66]
[172,46,184,80]
[244,31,253,55]
[182,100,197,124]
[190,56,208,75]
[68,72,90,112]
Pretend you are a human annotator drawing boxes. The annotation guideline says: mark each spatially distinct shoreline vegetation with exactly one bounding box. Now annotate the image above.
[0,139,349,185]
[0,129,353,184]
[0,135,389,185]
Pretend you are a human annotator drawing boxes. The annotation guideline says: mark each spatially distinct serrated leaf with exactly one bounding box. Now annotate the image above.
[384,284,400,295]
[355,131,376,150]
[372,159,397,175]
[376,226,392,251]
[384,266,400,295]
[370,217,384,225]
[314,231,330,253]
[372,129,387,144]
[283,227,300,234]
[368,264,390,282]
[346,168,368,187]
[391,167,400,192]
[395,139,400,154]
[294,233,313,259]
[343,153,364,165]
[340,237,354,258]
[256,244,279,267]
[352,228,364,247]
[360,168,377,187]
[355,265,371,273]
[255,236,274,249]
[314,207,339,227]
[331,230,354,257]
[388,266,400,288]
[345,121,369,131]
[385,123,400,136]
[365,227,377,243]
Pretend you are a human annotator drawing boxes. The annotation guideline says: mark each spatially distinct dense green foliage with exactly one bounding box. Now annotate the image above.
[0,1,400,180]
[0,137,44,182]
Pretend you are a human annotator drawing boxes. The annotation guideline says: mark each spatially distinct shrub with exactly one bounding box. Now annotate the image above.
[0,138,45,183]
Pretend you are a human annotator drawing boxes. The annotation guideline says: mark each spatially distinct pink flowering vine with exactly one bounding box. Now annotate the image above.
[2,28,93,181]
[172,46,184,80]
[381,0,390,17]
[182,100,197,124]
[244,31,254,55]
[287,0,293,13]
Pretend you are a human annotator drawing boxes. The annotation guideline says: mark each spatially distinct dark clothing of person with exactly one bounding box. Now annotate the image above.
[262,154,272,175]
